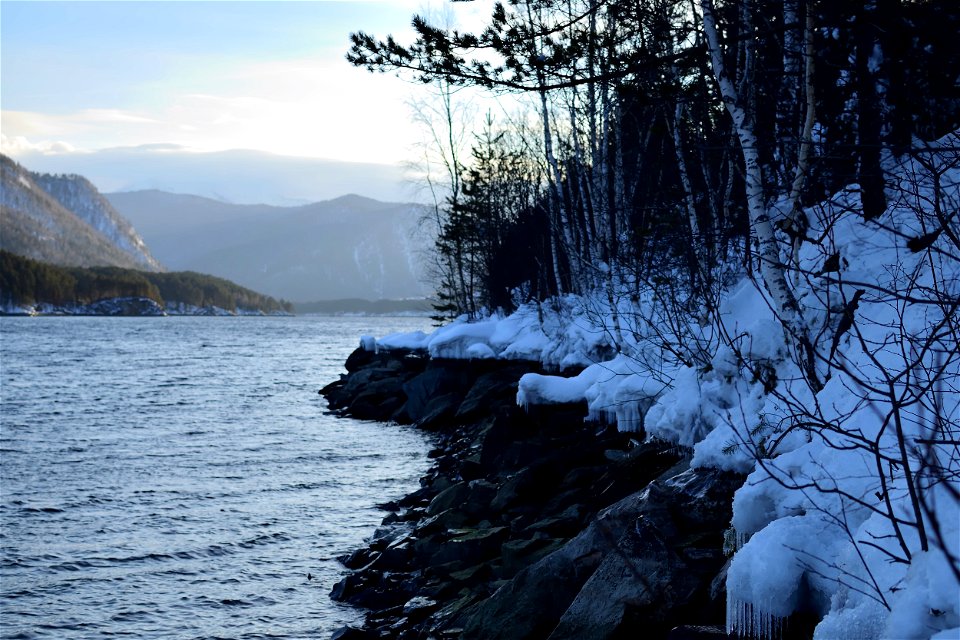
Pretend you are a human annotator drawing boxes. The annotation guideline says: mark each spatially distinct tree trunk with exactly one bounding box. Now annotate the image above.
[701,0,821,390]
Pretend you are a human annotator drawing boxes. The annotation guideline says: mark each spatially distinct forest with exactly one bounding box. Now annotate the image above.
[0,250,293,314]
[349,0,959,637]
[351,0,957,322]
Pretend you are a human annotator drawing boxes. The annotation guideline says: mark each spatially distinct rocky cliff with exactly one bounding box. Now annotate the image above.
[321,347,758,640]
[0,154,162,272]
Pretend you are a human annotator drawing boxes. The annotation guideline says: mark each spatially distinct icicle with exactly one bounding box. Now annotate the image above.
[727,598,788,640]
[614,398,653,434]
[723,527,752,556]
[615,401,642,433]
[515,388,530,413]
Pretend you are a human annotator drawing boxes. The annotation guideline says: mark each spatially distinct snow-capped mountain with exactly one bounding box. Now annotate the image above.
[107,190,434,302]
[1,154,162,272]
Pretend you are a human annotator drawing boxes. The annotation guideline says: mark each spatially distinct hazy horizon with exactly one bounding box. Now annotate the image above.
[9,145,417,206]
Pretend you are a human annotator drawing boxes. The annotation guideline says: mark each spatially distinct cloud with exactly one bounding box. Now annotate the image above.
[1,133,82,156]
[1,52,423,165]
[78,109,161,124]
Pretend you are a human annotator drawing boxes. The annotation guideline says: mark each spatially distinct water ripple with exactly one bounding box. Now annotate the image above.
[0,316,432,639]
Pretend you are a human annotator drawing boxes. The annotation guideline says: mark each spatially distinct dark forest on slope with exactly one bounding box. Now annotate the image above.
[349,0,959,321]
[0,250,293,313]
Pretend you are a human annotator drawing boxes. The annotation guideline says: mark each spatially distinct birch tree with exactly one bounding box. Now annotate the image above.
[700,0,822,390]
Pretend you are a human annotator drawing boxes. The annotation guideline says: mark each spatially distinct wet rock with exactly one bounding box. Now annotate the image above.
[400,365,473,423]
[428,526,509,567]
[402,596,440,622]
[426,481,471,516]
[322,349,741,640]
[330,625,378,640]
[548,516,701,639]
[456,367,530,421]
[667,625,732,639]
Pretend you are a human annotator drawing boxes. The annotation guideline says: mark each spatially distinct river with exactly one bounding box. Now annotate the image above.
[0,315,432,639]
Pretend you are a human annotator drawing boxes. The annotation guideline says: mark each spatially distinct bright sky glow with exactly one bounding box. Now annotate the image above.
[0,0,495,166]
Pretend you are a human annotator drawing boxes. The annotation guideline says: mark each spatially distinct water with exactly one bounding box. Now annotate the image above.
[0,316,433,639]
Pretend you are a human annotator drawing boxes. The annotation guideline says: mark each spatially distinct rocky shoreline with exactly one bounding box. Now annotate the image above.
[0,297,292,317]
[322,345,744,640]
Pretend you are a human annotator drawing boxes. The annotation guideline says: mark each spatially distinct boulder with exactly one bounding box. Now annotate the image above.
[548,467,743,639]
[415,392,463,430]
[547,516,701,639]
[426,481,471,516]
[330,625,378,640]
[427,526,510,567]
[452,464,687,640]
[400,364,474,423]
[456,366,533,421]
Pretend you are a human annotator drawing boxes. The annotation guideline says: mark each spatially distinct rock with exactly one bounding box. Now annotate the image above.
[547,466,742,639]
[415,392,463,430]
[347,376,407,421]
[459,453,485,480]
[498,537,565,577]
[414,508,470,536]
[447,562,494,584]
[426,481,471,516]
[330,571,367,602]
[324,350,741,639]
[428,526,509,567]
[340,547,378,570]
[667,625,731,639]
[367,544,411,572]
[344,346,378,372]
[547,516,701,639]
[462,479,498,517]
[452,475,677,640]
[456,366,531,421]
[400,365,474,423]
[331,625,378,640]
[402,596,440,621]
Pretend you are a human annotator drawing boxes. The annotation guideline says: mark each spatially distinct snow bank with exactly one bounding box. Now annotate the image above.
[376,297,616,367]
[366,131,960,639]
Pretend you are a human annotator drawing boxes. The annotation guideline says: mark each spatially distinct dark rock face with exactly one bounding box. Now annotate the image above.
[320,346,742,639]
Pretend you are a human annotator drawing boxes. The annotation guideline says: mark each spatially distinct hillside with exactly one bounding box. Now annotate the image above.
[0,250,291,315]
[107,190,434,302]
[0,155,162,272]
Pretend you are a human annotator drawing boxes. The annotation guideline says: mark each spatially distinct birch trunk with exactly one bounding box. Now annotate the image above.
[779,0,802,176]
[786,5,816,214]
[701,0,820,389]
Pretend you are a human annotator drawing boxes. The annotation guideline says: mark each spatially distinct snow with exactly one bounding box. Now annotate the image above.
[360,335,378,352]
[364,131,960,639]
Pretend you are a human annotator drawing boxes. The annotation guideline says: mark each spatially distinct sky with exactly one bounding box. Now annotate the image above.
[0,0,496,204]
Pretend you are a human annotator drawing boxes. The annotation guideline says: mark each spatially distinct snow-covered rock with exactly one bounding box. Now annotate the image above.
[366,131,960,639]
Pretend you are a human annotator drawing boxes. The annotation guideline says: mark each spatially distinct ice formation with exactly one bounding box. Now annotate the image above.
[369,133,960,639]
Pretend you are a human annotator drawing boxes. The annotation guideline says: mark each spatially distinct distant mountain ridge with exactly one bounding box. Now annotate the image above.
[107,190,435,303]
[0,154,162,272]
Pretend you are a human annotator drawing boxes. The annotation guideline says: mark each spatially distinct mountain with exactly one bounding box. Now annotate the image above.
[11,146,411,206]
[0,154,162,272]
[107,190,435,302]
